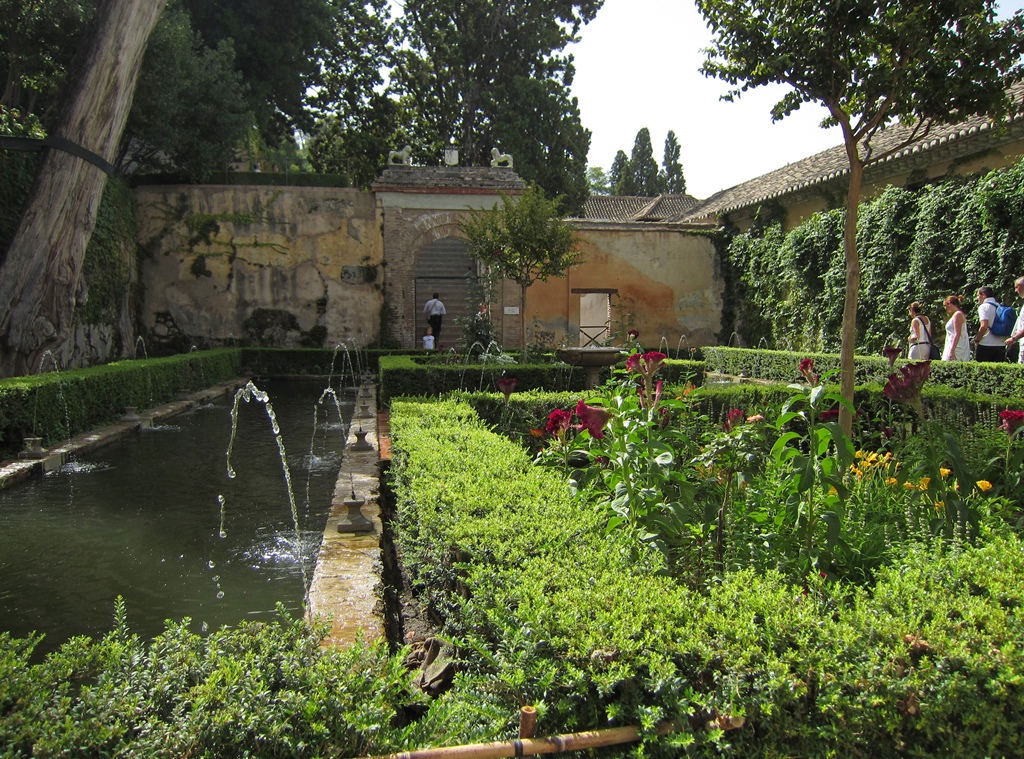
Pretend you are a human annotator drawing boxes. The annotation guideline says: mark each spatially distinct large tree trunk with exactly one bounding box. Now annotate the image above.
[838,156,864,438]
[0,0,166,377]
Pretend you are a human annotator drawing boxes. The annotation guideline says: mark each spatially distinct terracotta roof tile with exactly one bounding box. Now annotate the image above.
[579,194,700,222]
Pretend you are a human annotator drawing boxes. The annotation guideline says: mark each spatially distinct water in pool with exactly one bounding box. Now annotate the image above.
[0,377,353,657]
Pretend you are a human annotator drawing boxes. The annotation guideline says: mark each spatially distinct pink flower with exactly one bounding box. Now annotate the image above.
[799,358,818,385]
[999,409,1024,436]
[626,351,667,409]
[882,345,901,371]
[575,399,612,439]
[883,361,931,418]
[746,414,764,423]
[724,408,745,432]
[546,409,572,436]
[496,376,517,402]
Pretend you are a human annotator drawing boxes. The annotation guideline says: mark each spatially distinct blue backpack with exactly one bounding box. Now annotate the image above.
[991,303,1017,337]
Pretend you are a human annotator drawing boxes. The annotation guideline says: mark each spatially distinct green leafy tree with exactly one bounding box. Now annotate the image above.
[121,1,251,180]
[0,0,93,128]
[698,0,1024,434]
[390,0,600,214]
[586,165,611,195]
[181,0,340,140]
[628,127,662,196]
[460,183,583,348]
[662,129,686,194]
[304,0,398,187]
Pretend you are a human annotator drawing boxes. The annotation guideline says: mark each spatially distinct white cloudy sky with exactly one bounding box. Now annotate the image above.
[570,0,1024,198]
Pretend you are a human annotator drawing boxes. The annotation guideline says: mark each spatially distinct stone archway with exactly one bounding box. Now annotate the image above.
[414,237,474,347]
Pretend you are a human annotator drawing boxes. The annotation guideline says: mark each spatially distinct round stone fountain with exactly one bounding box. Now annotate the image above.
[556,346,622,389]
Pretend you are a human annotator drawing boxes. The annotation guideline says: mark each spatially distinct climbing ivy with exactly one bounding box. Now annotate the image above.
[727,157,1024,354]
[80,179,137,326]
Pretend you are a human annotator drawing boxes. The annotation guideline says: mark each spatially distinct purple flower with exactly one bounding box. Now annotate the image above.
[882,345,901,371]
[883,361,931,418]
[819,409,840,423]
[575,399,612,439]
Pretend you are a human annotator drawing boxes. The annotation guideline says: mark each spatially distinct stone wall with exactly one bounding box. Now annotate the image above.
[135,185,382,352]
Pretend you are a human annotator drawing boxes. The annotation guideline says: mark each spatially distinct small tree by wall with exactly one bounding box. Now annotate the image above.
[460,183,582,350]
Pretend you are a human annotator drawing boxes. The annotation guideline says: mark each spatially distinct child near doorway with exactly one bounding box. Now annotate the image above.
[422,325,435,350]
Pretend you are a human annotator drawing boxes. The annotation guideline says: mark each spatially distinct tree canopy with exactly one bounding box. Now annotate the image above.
[662,130,686,194]
[460,183,582,345]
[388,0,601,214]
[698,0,1024,433]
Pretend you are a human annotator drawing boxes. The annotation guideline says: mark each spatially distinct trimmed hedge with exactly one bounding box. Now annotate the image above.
[0,349,241,458]
[388,398,1024,756]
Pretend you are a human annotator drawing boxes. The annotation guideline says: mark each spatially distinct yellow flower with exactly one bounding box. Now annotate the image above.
[850,465,863,478]
[976,480,993,492]
[885,477,898,487]
[934,500,945,511]
[855,450,866,460]
[939,468,951,478]
[903,481,917,490]
[918,477,931,491]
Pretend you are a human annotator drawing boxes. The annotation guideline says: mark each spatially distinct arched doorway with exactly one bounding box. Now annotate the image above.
[414,237,475,347]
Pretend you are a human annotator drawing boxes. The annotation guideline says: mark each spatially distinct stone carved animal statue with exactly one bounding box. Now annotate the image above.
[388,145,412,165]
[490,148,513,168]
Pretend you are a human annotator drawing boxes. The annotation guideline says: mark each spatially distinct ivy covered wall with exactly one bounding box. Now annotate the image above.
[724,157,1024,354]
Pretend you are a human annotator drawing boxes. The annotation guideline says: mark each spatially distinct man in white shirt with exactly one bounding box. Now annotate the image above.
[423,293,446,341]
[975,286,1006,363]
[1003,276,1024,364]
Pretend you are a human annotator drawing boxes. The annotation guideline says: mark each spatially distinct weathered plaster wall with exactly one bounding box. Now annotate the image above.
[528,223,723,348]
[135,185,382,350]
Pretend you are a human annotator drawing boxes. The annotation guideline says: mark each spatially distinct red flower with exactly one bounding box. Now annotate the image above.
[818,409,840,423]
[724,407,745,432]
[546,409,572,436]
[575,399,612,439]
[999,409,1024,436]
[883,361,931,418]
[626,351,667,409]
[627,329,640,339]
[799,358,818,385]
[496,376,517,402]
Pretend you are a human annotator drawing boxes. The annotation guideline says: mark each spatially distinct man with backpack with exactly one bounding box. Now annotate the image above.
[1003,276,1024,364]
[975,285,1014,362]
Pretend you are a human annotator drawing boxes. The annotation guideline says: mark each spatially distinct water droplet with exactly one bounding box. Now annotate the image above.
[201,621,208,632]
[208,560,215,569]
[216,590,225,599]
[212,575,220,582]
[219,530,227,538]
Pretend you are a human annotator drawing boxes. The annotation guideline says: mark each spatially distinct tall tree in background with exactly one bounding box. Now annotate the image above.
[628,127,662,196]
[0,0,166,376]
[121,0,251,180]
[390,0,601,214]
[609,149,632,195]
[662,129,686,194]
[181,0,338,141]
[305,0,397,187]
[698,0,1024,435]
[461,183,583,348]
[586,165,611,195]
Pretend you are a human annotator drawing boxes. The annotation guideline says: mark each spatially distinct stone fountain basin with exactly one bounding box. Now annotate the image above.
[556,346,623,367]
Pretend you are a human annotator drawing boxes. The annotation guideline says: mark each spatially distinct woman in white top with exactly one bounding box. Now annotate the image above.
[907,302,933,360]
[942,294,971,361]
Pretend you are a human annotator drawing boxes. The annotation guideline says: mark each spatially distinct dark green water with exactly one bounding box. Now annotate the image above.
[0,378,353,657]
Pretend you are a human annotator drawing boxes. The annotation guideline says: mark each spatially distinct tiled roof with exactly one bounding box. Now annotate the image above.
[578,194,700,222]
[682,83,1024,223]
[372,165,526,192]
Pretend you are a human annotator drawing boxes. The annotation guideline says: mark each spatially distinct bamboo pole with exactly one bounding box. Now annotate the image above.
[361,721,678,759]
[518,705,537,739]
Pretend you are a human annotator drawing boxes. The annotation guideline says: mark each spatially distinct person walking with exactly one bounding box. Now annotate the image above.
[423,292,446,342]
[907,302,933,360]
[1004,276,1024,364]
[975,286,1007,363]
[941,295,971,361]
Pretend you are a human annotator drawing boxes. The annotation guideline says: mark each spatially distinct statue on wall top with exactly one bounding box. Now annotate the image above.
[388,145,412,165]
[490,148,513,168]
